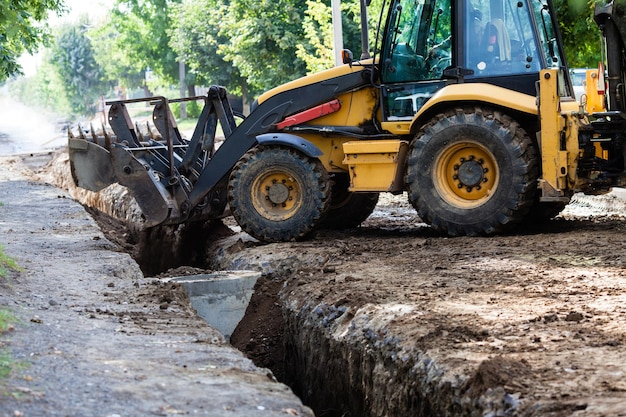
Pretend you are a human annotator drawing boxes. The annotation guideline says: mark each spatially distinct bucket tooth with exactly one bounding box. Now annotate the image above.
[90,123,98,143]
[146,122,158,140]
[102,122,112,150]
[67,127,75,140]
[77,123,86,140]
[135,122,146,142]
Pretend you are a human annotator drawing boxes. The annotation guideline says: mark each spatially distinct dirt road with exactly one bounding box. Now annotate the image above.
[4,148,626,416]
[0,156,313,417]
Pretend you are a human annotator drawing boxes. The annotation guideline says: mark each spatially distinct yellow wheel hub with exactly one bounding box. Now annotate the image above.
[251,170,302,221]
[434,141,498,208]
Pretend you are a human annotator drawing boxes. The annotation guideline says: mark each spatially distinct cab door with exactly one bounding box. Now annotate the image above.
[380,0,451,122]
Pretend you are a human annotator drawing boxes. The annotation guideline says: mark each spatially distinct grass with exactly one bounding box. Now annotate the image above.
[0,245,20,279]
[0,310,15,334]
[0,240,20,379]
[0,309,17,378]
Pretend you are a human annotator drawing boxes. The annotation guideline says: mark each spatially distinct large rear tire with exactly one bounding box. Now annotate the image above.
[228,145,330,242]
[319,173,379,229]
[405,107,538,236]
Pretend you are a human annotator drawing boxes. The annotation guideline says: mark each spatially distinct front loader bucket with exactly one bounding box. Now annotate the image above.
[68,90,240,228]
[68,138,116,192]
[109,146,171,227]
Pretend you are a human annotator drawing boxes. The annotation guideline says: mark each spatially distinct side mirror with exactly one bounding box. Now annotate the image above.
[342,49,354,65]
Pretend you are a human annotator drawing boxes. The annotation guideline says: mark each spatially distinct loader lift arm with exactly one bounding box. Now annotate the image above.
[69,68,372,228]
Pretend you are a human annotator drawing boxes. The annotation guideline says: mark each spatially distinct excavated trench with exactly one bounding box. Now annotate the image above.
[89,215,358,416]
[37,151,363,416]
[44,150,626,417]
[78,202,488,417]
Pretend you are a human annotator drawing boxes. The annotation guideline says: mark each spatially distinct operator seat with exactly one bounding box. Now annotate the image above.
[482,18,511,63]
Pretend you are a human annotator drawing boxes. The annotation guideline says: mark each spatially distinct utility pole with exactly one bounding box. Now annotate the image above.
[331,0,343,66]
[179,61,187,119]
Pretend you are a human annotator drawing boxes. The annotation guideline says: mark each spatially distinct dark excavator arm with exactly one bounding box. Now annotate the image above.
[69,67,372,227]
[595,0,626,112]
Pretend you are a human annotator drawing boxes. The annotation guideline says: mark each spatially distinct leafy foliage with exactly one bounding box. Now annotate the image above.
[168,0,243,92]
[0,0,66,81]
[108,0,181,88]
[50,19,109,115]
[217,0,309,96]
[555,0,601,68]
[89,18,146,95]
[296,0,336,73]
[7,53,72,115]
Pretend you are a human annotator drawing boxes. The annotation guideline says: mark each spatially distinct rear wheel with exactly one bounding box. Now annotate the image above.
[319,173,379,229]
[524,199,568,223]
[405,107,538,236]
[228,145,330,242]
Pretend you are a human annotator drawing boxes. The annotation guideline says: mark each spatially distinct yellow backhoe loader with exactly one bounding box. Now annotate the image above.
[69,0,626,242]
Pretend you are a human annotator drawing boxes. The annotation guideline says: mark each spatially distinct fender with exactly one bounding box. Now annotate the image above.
[380,83,539,135]
[256,132,324,158]
[419,83,539,116]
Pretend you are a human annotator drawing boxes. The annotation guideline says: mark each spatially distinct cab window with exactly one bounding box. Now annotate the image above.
[382,0,452,83]
[463,0,541,76]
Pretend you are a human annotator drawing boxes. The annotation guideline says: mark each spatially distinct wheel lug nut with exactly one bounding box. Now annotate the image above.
[460,157,466,162]
[453,174,459,180]
[454,164,460,170]
[478,158,484,164]
[469,155,475,160]
[457,184,463,189]
[466,186,472,192]
[482,177,488,183]
[476,185,482,190]
[483,168,489,173]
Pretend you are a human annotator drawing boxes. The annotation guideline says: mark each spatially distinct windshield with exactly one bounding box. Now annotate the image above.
[464,0,542,77]
[381,0,451,83]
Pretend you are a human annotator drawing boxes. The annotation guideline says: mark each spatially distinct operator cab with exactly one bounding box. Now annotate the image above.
[379,0,572,121]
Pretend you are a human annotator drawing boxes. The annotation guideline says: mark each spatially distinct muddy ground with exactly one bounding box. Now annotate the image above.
[12,150,626,416]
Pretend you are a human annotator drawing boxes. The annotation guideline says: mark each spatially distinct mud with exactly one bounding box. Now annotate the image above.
[20,149,626,416]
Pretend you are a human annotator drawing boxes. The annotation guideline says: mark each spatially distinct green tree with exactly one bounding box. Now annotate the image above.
[89,19,146,96]
[51,19,108,115]
[296,0,366,73]
[8,53,72,116]
[108,0,181,90]
[169,0,244,94]
[0,0,66,81]
[556,0,601,68]
[296,0,335,73]
[219,0,309,96]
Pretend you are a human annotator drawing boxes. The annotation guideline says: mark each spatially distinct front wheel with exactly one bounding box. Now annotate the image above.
[228,145,330,242]
[405,107,539,236]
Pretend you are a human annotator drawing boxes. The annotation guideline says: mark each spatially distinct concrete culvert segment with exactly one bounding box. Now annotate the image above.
[21,149,626,416]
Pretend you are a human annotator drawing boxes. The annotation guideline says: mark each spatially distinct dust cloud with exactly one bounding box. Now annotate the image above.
[0,92,66,155]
